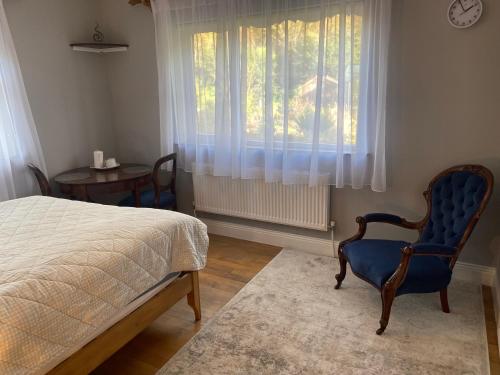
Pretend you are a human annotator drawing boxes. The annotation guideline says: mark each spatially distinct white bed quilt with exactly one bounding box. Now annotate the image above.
[0,196,209,374]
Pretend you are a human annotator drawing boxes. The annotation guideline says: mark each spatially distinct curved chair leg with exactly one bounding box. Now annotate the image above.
[440,288,450,313]
[376,246,412,335]
[334,251,347,289]
[377,286,396,335]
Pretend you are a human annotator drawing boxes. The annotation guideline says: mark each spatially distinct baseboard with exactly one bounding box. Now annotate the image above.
[201,218,495,287]
[452,261,495,287]
[201,218,335,257]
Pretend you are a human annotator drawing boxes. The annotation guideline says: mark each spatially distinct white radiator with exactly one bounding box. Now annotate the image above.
[192,175,330,231]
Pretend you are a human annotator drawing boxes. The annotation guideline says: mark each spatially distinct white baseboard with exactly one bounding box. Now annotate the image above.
[201,218,335,257]
[201,218,495,287]
[452,261,495,287]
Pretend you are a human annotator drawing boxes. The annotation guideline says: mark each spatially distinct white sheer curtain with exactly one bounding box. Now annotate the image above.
[153,0,391,191]
[0,0,47,201]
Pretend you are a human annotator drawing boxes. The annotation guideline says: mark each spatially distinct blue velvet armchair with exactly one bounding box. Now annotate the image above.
[335,165,493,335]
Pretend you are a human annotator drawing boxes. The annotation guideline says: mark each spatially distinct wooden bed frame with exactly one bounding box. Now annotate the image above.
[47,271,201,375]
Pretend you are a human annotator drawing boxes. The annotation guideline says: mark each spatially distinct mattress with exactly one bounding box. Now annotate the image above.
[0,196,209,375]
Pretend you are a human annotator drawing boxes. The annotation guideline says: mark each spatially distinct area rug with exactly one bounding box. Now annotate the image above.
[158,249,489,374]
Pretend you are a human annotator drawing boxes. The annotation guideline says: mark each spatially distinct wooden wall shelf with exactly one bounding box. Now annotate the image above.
[70,43,128,53]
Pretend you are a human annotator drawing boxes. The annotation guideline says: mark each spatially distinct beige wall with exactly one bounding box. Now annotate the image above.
[97,1,161,166]
[5,0,499,266]
[4,0,116,178]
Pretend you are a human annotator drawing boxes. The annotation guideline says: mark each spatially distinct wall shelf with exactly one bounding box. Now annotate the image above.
[70,43,128,53]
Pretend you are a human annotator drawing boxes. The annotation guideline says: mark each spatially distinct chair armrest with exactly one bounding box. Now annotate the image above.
[364,213,404,224]
[363,213,420,229]
[339,213,422,252]
[410,243,457,257]
[382,243,456,291]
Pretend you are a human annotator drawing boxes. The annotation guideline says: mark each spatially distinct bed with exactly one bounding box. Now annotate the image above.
[0,196,209,375]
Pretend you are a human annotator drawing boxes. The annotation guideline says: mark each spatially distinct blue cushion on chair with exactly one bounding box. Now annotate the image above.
[119,189,176,209]
[420,171,487,247]
[343,239,452,296]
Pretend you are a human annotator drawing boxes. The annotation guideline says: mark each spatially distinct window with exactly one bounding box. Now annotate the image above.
[194,13,362,148]
[153,0,391,190]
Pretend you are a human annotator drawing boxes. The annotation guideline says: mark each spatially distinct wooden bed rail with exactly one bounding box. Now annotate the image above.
[47,271,201,375]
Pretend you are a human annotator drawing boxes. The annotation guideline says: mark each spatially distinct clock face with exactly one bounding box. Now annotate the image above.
[448,0,483,28]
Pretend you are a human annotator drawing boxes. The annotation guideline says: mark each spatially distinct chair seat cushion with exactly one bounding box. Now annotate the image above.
[343,239,452,296]
[119,189,176,209]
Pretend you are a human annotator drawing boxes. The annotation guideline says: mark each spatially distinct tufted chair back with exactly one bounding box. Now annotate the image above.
[419,166,493,249]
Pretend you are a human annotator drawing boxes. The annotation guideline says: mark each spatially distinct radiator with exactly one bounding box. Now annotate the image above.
[192,175,330,231]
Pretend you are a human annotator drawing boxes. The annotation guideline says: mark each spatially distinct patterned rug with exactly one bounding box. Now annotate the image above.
[158,249,489,374]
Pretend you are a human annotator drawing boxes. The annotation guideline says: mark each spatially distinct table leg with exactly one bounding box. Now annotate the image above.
[73,185,89,202]
[133,182,141,207]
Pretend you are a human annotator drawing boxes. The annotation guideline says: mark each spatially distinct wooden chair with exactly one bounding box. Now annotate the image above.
[27,163,53,196]
[119,153,177,210]
[335,165,494,334]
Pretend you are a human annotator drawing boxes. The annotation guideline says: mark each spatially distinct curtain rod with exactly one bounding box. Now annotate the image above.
[129,0,151,8]
[129,0,362,11]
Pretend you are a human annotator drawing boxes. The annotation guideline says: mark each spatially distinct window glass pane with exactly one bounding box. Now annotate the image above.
[287,19,320,145]
[245,26,266,142]
[194,32,216,135]
[191,8,362,147]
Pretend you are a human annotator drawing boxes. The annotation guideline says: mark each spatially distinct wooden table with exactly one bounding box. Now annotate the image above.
[54,164,152,206]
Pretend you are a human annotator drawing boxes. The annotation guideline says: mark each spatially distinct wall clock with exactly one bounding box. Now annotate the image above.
[448,0,483,28]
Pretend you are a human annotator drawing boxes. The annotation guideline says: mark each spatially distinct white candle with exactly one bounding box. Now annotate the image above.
[93,150,104,168]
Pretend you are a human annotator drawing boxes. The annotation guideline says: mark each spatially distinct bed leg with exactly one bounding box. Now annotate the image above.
[187,271,201,321]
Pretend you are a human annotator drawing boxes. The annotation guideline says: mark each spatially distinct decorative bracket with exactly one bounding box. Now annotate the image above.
[129,0,151,8]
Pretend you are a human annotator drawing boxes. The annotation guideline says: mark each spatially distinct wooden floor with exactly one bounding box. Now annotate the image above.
[92,235,282,374]
[483,286,500,374]
[93,235,499,374]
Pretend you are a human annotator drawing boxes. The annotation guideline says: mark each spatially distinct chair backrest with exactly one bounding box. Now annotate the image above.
[418,165,493,261]
[27,163,52,196]
[152,153,177,197]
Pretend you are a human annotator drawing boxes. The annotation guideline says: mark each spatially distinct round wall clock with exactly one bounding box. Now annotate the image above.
[448,0,483,28]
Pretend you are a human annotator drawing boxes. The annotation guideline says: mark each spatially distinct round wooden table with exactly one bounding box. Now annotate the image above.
[54,164,152,207]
